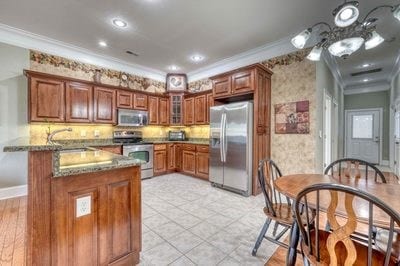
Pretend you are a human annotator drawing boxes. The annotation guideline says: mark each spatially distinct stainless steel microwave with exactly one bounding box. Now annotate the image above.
[117,109,148,127]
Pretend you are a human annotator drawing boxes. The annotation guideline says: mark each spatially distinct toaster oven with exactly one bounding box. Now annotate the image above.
[168,130,186,141]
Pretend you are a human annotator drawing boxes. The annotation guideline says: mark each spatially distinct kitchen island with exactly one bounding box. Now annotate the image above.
[3,138,143,266]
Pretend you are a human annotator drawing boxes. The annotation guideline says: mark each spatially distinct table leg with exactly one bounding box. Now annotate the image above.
[286,220,300,266]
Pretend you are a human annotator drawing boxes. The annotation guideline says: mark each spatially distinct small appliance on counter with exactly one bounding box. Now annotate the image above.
[113,130,153,179]
[168,130,186,141]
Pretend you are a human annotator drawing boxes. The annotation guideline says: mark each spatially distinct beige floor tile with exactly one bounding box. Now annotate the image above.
[168,255,196,266]
[217,256,241,266]
[207,230,242,254]
[205,214,234,228]
[189,221,221,240]
[142,231,165,251]
[152,221,186,239]
[186,242,227,266]
[142,242,182,266]
[143,213,171,229]
[167,230,203,254]
[172,213,202,229]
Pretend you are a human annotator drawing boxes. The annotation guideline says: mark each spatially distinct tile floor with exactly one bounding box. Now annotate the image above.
[139,173,281,266]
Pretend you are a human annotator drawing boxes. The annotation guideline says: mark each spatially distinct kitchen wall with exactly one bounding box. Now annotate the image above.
[392,71,400,106]
[0,43,30,188]
[344,90,390,161]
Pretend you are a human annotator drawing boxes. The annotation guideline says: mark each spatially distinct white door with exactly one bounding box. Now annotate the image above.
[345,109,381,164]
[323,93,332,168]
[394,109,400,176]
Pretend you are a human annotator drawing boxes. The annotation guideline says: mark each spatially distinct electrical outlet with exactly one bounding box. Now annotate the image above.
[80,130,87,137]
[76,196,91,218]
[94,130,100,138]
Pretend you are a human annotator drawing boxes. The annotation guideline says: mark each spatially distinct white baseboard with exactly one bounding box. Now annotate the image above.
[380,160,390,166]
[0,185,27,200]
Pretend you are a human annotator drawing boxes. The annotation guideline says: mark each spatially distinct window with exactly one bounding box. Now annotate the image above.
[352,115,373,139]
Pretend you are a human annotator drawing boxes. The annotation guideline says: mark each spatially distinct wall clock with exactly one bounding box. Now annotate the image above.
[166,74,187,92]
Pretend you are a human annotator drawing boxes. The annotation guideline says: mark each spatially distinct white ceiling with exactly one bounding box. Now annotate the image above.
[0,0,399,87]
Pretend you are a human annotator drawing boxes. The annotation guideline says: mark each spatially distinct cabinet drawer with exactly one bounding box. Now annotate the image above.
[196,145,209,153]
[154,144,167,151]
[96,146,122,155]
[182,144,196,151]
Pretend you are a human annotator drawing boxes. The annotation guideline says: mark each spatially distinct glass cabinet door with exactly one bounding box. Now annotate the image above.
[170,94,183,125]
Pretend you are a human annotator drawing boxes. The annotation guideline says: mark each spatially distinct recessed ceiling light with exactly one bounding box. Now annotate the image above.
[168,65,179,71]
[191,54,204,62]
[112,19,127,28]
[363,78,369,82]
[98,41,107,47]
[362,63,370,68]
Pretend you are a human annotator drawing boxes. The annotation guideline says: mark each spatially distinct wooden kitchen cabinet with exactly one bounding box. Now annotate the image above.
[117,90,133,109]
[133,93,148,110]
[153,144,167,175]
[206,92,214,123]
[96,145,122,155]
[194,94,207,124]
[158,97,169,125]
[183,97,194,125]
[212,75,231,99]
[175,144,182,171]
[167,144,175,170]
[182,150,196,175]
[195,145,209,180]
[169,94,184,125]
[93,87,116,124]
[29,76,65,122]
[65,82,93,123]
[231,69,254,95]
[148,96,158,125]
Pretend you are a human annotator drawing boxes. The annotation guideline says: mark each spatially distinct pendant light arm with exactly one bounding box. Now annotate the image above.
[309,22,332,32]
[362,5,396,23]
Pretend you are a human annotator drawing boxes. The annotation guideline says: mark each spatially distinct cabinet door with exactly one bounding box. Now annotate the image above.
[194,95,207,124]
[183,98,194,125]
[133,93,148,110]
[169,94,183,125]
[117,90,133,109]
[206,92,214,123]
[158,98,169,125]
[175,144,182,171]
[148,96,158,125]
[30,76,65,122]
[196,152,209,180]
[182,150,196,175]
[66,82,93,123]
[93,87,116,124]
[96,146,122,155]
[167,144,175,170]
[212,75,231,98]
[231,70,254,95]
[154,150,167,175]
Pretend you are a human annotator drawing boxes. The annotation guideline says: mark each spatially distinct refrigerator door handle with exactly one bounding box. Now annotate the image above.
[223,113,228,162]
[220,113,225,162]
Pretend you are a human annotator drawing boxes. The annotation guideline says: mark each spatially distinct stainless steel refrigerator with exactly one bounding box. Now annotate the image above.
[209,101,253,196]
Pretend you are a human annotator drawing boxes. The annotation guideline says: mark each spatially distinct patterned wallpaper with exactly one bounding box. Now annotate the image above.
[266,57,317,174]
[188,78,212,92]
[30,51,166,93]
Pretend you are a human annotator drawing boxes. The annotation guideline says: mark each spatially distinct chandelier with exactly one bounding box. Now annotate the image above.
[291,1,400,61]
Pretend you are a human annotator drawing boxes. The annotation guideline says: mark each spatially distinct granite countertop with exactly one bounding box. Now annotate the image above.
[144,138,210,145]
[2,137,63,152]
[53,148,143,177]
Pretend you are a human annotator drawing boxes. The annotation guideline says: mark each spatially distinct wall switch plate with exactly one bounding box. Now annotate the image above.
[94,130,100,138]
[76,196,91,218]
[80,130,87,137]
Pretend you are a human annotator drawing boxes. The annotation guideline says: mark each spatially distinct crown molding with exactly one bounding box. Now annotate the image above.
[187,36,297,82]
[343,80,390,95]
[0,23,166,82]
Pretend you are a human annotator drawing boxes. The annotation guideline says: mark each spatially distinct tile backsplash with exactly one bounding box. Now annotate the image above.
[29,124,210,142]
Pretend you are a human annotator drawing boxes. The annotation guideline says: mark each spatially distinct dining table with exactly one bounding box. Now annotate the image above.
[274,173,400,266]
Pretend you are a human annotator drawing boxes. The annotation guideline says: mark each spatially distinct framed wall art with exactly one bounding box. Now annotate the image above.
[166,73,187,92]
[275,100,310,134]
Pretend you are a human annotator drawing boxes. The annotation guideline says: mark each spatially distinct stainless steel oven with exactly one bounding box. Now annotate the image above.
[123,144,153,179]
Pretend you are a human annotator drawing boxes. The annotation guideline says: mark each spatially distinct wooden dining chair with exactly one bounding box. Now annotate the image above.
[324,158,386,183]
[294,183,400,265]
[252,159,293,256]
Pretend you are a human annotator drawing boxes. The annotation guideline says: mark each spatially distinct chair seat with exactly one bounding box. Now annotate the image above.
[301,229,398,266]
[263,203,293,226]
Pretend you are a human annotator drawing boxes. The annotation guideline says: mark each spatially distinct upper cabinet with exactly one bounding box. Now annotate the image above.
[212,75,231,99]
[158,97,169,125]
[231,69,254,95]
[29,76,65,122]
[194,94,207,124]
[116,90,133,109]
[93,87,116,124]
[133,93,148,110]
[206,92,213,123]
[148,96,159,125]
[66,82,93,123]
[183,97,194,125]
[169,93,183,126]
[211,68,255,99]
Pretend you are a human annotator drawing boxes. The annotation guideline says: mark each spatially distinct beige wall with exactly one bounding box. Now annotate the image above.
[269,60,317,175]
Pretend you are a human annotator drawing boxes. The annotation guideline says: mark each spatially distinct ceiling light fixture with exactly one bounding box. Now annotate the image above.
[363,78,369,82]
[112,19,127,28]
[168,65,179,71]
[191,54,204,62]
[98,41,107,47]
[291,1,400,60]
[362,63,370,67]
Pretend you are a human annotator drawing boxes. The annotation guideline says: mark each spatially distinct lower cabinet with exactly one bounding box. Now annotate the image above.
[195,145,209,180]
[95,145,122,155]
[167,144,175,170]
[181,144,209,179]
[153,144,167,175]
[182,150,196,175]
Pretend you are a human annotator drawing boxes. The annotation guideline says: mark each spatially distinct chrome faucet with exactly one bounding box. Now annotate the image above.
[47,127,72,144]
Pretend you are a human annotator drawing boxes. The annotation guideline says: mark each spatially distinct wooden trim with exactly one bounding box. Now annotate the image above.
[209,63,273,80]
